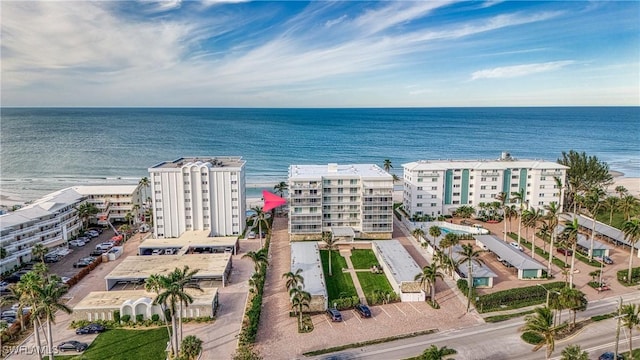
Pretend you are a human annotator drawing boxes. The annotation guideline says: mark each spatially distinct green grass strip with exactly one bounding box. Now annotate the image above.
[55,328,169,360]
[484,310,535,323]
[320,250,357,301]
[350,249,379,269]
[302,329,438,356]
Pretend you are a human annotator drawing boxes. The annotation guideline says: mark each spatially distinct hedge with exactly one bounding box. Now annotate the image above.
[617,267,640,286]
[458,280,566,313]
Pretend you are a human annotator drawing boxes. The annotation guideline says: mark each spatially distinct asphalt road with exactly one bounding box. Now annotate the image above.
[311,291,640,360]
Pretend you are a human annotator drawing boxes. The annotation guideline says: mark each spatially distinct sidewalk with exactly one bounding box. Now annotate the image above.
[339,249,368,305]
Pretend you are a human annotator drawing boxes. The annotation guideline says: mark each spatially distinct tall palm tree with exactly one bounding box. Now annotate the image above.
[562,218,580,288]
[415,262,443,306]
[527,208,544,260]
[412,228,425,243]
[544,202,561,274]
[585,187,605,260]
[456,244,485,312]
[558,287,587,329]
[74,202,99,231]
[382,159,392,173]
[429,226,442,245]
[615,185,628,198]
[173,266,202,346]
[125,211,134,226]
[31,243,48,263]
[282,268,304,291]
[496,192,508,238]
[433,250,454,277]
[139,177,150,207]
[249,206,271,248]
[522,306,557,360]
[511,188,527,246]
[560,345,589,360]
[443,232,459,260]
[242,249,269,273]
[621,219,640,285]
[620,303,639,359]
[323,231,338,276]
[16,271,46,360]
[420,344,456,360]
[602,196,619,225]
[145,274,172,344]
[273,181,288,197]
[36,279,72,360]
[289,286,311,331]
[505,204,518,236]
[619,195,639,221]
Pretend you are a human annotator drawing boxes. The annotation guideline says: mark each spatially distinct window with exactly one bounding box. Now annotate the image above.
[511,184,518,187]
[538,201,544,205]
[454,176,461,180]
[539,193,545,197]
[540,185,545,189]
[432,178,437,182]
[418,178,423,183]
[185,207,191,211]
[452,200,460,204]
[469,192,473,196]
[186,216,191,219]
[431,195,437,198]
[338,179,343,185]
[203,207,209,210]
[185,199,191,202]
[481,177,487,181]
[417,187,423,191]
[185,190,190,193]
[430,203,437,207]
[492,177,498,181]
[491,186,497,190]
[540,176,546,181]
[480,194,486,198]
[417,195,423,199]
[453,184,461,188]
[481,185,486,190]
[201,173,207,176]
[430,186,436,190]
[294,208,302,213]
[453,192,460,196]
[417,203,422,207]
[202,181,208,185]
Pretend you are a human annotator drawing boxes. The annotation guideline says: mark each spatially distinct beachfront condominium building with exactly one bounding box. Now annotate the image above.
[402,152,568,218]
[72,185,144,228]
[288,163,394,240]
[0,188,85,273]
[149,157,246,238]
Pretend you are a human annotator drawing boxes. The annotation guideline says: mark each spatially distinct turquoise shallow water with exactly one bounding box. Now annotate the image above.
[1,107,638,201]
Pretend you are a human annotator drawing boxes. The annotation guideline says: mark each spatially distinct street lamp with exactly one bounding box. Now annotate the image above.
[537,284,560,307]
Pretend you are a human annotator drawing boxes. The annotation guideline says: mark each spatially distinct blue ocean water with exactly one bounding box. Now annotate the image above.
[1,107,638,201]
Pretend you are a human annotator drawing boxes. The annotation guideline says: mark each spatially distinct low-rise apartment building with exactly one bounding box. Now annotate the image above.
[402,152,567,218]
[288,163,393,240]
[72,185,143,226]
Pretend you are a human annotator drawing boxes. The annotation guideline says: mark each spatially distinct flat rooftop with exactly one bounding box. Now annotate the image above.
[72,185,139,196]
[403,158,568,171]
[372,240,423,283]
[475,235,545,270]
[150,156,245,169]
[139,231,237,248]
[290,242,327,298]
[106,254,231,280]
[429,235,496,278]
[74,288,218,310]
[561,214,640,250]
[289,164,392,180]
[555,225,609,250]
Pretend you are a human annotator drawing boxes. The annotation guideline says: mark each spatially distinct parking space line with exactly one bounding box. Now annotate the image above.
[380,306,392,318]
[352,310,362,323]
[408,302,421,314]
[394,304,406,316]
[326,317,333,329]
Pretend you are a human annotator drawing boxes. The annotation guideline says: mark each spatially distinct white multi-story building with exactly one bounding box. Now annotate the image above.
[149,157,246,238]
[72,185,144,226]
[0,188,85,272]
[402,153,568,218]
[288,163,393,240]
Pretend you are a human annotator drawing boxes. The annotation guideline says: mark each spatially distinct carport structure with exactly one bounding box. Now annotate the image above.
[105,253,232,290]
[561,214,640,258]
[290,241,328,312]
[71,288,218,322]
[555,224,610,258]
[371,240,425,301]
[475,235,545,279]
[138,230,239,255]
[330,226,355,243]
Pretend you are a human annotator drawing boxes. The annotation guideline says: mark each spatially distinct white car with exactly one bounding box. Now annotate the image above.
[510,242,524,251]
[248,231,256,239]
[69,240,86,247]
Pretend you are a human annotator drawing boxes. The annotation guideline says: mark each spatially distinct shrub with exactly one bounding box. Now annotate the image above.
[457,280,566,313]
[121,314,131,323]
[521,331,544,345]
[331,296,360,310]
[136,314,144,323]
[617,267,640,285]
[114,310,121,323]
[151,314,160,322]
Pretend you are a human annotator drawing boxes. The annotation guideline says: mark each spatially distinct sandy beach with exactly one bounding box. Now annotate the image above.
[609,173,640,198]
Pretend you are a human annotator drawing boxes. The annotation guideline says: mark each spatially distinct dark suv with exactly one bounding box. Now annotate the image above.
[326,308,342,322]
[355,304,371,318]
[76,323,106,335]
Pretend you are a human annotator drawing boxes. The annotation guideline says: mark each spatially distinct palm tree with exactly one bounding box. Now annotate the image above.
[273,181,288,198]
[248,206,271,248]
[433,250,454,277]
[615,185,628,198]
[620,303,639,359]
[145,274,172,345]
[37,279,72,360]
[621,219,640,285]
[511,188,527,246]
[412,228,425,244]
[522,306,557,360]
[289,286,311,331]
[243,249,269,273]
[442,232,458,260]
[74,202,99,230]
[282,268,304,291]
[527,208,544,260]
[560,344,589,360]
[558,150,613,212]
[139,177,150,207]
[562,218,580,288]
[173,266,202,346]
[415,262,443,306]
[602,196,619,225]
[496,192,509,238]
[429,226,442,244]
[619,195,639,221]
[544,202,561,274]
[125,211,134,226]
[584,187,605,260]
[180,335,203,360]
[15,271,46,360]
[419,344,456,360]
[323,231,339,276]
[31,243,48,263]
[505,204,518,236]
[456,244,485,312]
[383,159,392,173]
[558,287,587,329]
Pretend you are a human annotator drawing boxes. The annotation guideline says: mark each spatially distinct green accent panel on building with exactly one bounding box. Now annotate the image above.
[444,170,453,205]
[473,277,489,287]
[461,169,470,204]
[593,248,606,257]
[519,169,528,193]
[502,169,511,197]
[522,269,540,279]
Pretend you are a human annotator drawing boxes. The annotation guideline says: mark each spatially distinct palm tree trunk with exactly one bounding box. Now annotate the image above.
[628,247,635,285]
[503,212,507,241]
[590,217,596,260]
[172,315,179,357]
[517,215,522,246]
[548,231,555,275]
[531,225,537,260]
[466,262,472,312]
[569,243,577,288]
[179,301,184,349]
[328,248,333,276]
[33,318,43,360]
[47,320,54,360]
[431,282,436,305]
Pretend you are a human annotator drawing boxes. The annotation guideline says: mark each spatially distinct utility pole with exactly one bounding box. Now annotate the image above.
[614,297,622,357]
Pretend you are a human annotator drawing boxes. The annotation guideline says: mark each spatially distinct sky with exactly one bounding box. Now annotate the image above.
[1,1,639,107]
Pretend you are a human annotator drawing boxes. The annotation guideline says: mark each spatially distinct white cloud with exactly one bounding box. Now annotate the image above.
[325,15,348,28]
[471,61,576,80]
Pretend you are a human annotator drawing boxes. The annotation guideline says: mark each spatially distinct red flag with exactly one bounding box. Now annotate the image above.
[262,190,286,212]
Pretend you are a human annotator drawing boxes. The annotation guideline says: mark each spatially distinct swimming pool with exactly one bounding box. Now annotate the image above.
[439,227,470,235]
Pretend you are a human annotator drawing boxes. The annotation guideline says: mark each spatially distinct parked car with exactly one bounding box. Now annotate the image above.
[598,352,625,360]
[509,242,524,251]
[96,243,114,251]
[596,256,614,264]
[248,231,256,239]
[90,249,106,257]
[73,259,92,268]
[75,323,106,335]
[77,236,90,243]
[44,254,61,263]
[57,340,88,352]
[326,308,343,322]
[557,248,573,256]
[86,230,99,238]
[355,304,372,318]
[1,310,17,318]
[69,240,86,247]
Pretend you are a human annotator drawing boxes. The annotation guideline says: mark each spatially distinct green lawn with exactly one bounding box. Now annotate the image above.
[320,250,357,301]
[350,249,379,269]
[356,272,394,297]
[596,209,625,230]
[55,328,169,360]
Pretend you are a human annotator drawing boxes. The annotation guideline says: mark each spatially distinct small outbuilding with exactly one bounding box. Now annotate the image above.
[475,235,546,279]
[372,240,425,301]
[290,242,328,312]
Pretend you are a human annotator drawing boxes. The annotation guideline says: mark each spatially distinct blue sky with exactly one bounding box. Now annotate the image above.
[2,1,638,107]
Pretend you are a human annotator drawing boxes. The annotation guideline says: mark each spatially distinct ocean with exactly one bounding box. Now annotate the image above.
[1,107,638,202]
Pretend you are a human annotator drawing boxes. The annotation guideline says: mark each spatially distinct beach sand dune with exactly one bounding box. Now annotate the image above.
[609,176,640,198]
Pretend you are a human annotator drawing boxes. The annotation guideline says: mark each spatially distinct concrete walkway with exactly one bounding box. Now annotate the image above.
[339,249,368,305]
